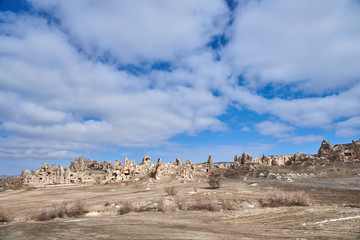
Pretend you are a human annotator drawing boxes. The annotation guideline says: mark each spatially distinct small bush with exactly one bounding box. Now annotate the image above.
[164,186,178,196]
[35,211,54,221]
[207,199,219,212]
[0,210,10,222]
[188,202,209,211]
[208,177,221,189]
[34,201,87,221]
[176,201,188,211]
[261,190,311,207]
[157,199,166,213]
[66,200,88,217]
[222,199,235,211]
[0,177,23,191]
[188,199,220,212]
[118,202,132,215]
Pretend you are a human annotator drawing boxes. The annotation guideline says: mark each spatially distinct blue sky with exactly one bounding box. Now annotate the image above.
[1,0,360,175]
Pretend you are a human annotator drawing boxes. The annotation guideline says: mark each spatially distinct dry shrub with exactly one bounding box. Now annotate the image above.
[164,186,178,196]
[35,211,54,221]
[207,199,219,211]
[118,200,167,215]
[223,199,235,211]
[0,177,23,191]
[188,202,209,211]
[66,200,88,217]
[0,210,10,222]
[118,202,132,215]
[208,172,221,189]
[34,201,87,221]
[157,199,167,213]
[188,199,220,212]
[176,201,188,211]
[261,190,311,207]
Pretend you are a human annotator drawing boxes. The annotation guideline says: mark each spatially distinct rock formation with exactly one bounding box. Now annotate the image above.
[16,139,360,186]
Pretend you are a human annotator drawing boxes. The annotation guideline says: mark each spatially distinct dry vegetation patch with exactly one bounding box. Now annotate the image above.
[0,210,10,222]
[164,186,178,196]
[208,172,221,189]
[261,190,312,207]
[34,201,88,221]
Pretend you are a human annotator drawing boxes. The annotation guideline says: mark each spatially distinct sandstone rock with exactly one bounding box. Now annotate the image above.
[16,139,360,187]
[318,140,333,158]
[206,155,213,172]
[142,156,151,165]
[113,160,121,170]
[174,158,181,166]
[157,158,162,166]
[262,155,271,166]
[351,140,360,159]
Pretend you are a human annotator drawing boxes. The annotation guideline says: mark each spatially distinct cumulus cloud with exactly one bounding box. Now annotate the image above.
[256,121,294,138]
[29,0,229,64]
[232,83,360,129]
[0,4,230,161]
[282,135,324,144]
[224,0,360,94]
[1,0,360,167]
[336,117,360,137]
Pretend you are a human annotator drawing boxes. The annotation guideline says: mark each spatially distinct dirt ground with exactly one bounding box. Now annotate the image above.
[1,173,360,239]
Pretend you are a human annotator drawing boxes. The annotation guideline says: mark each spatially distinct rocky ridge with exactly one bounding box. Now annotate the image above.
[12,139,360,186]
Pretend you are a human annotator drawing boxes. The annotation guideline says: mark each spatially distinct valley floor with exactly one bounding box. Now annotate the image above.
[0,173,360,239]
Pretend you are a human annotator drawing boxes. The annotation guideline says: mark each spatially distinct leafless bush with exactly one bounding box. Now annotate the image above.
[35,211,54,221]
[164,186,178,196]
[104,202,110,207]
[34,201,87,221]
[157,199,167,213]
[222,199,235,211]
[207,199,219,211]
[208,173,221,189]
[118,202,132,215]
[0,210,10,222]
[261,190,311,207]
[188,202,209,211]
[176,201,188,211]
[66,200,88,217]
[0,177,23,191]
[188,199,220,212]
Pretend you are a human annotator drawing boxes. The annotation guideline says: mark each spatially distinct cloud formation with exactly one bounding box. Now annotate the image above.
[0,0,359,171]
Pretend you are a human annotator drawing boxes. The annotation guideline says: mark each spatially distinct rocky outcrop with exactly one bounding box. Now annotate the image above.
[17,139,360,186]
[206,155,213,172]
[318,139,360,161]
[318,140,334,158]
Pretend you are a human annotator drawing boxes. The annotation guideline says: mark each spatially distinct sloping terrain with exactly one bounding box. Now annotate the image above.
[1,168,359,240]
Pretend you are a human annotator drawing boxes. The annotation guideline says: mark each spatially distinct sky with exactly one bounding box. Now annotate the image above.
[0,0,360,175]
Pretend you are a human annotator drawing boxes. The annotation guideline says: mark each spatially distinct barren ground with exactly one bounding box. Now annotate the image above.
[1,169,360,240]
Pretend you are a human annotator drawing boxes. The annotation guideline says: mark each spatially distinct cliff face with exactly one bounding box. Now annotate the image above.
[18,139,360,186]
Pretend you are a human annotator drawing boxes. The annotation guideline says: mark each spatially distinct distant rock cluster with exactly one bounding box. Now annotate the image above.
[18,139,360,186]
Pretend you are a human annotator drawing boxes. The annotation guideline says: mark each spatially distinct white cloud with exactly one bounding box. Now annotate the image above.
[241,126,251,132]
[232,83,360,128]
[256,121,294,138]
[224,0,360,94]
[1,0,360,165]
[0,8,230,160]
[282,135,324,144]
[336,117,360,137]
[29,0,229,64]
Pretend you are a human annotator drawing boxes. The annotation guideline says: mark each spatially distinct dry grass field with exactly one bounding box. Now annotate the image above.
[0,168,360,240]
